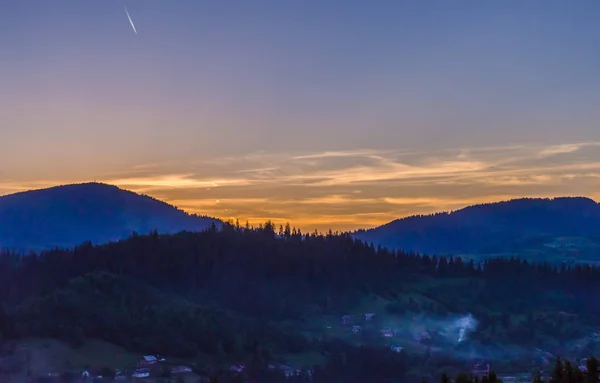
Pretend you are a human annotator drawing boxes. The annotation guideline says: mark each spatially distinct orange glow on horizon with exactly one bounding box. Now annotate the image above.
[2,143,600,232]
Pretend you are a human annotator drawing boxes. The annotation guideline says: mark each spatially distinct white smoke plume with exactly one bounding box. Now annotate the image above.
[454,313,478,343]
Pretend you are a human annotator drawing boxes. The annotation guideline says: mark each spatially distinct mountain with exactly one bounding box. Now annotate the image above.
[0,182,221,251]
[354,197,600,258]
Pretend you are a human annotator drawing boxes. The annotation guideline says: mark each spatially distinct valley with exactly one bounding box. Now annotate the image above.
[2,222,600,382]
[2,186,600,382]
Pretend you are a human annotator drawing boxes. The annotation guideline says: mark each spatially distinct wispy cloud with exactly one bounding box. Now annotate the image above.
[292,149,395,160]
[536,143,592,158]
[3,142,600,231]
[108,174,253,191]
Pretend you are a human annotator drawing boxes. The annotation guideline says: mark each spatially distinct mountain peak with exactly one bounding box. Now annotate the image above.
[0,183,221,252]
[354,196,600,256]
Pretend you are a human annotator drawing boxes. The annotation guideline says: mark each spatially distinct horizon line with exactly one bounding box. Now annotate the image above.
[1,180,597,233]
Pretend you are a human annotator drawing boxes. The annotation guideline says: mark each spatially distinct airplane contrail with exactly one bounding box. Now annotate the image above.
[124,6,137,34]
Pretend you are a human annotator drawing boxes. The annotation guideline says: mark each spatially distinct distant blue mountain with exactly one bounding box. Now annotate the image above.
[353,197,600,256]
[0,182,221,252]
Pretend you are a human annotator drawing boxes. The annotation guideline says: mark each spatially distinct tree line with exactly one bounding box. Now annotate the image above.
[1,222,600,381]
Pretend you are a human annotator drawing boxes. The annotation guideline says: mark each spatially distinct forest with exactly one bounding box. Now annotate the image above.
[3,221,600,382]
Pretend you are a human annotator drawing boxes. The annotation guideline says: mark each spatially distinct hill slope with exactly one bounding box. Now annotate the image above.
[12,272,302,358]
[354,197,600,257]
[0,182,221,251]
[3,227,600,376]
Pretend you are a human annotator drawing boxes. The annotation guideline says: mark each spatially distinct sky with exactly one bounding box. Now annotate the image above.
[2,0,600,231]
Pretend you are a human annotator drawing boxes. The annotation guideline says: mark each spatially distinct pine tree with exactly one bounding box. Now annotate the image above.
[552,357,564,383]
[455,372,471,383]
[587,357,599,383]
[565,360,575,383]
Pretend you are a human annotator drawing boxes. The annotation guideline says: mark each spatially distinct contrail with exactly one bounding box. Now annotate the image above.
[124,6,137,34]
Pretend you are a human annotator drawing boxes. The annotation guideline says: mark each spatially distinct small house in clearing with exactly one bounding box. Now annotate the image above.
[365,313,375,321]
[341,315,352,325]
[352,325,362,333]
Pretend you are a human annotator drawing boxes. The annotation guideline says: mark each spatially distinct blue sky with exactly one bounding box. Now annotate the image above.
[2,0,600,230]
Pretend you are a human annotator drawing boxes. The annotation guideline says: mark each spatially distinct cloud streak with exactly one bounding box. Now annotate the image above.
[536,143,594,158]
[3,141,600,231]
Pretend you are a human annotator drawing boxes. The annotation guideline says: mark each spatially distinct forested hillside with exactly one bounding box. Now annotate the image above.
[354,197,600,258]
[3,222,600,381]
[0,183,220,252]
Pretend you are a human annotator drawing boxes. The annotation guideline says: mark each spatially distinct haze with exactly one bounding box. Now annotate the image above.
[2,0,600,231]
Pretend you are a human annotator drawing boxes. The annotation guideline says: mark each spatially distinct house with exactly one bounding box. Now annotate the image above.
[380,329,394,338]
[352,325,362,333]
[390,345,403,353]
[365,313,375,321]
[171,366,192,374]
[133,368,150,378]
[139,355,158,367]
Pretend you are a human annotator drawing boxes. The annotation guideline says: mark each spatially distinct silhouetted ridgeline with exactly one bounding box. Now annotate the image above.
[4,183,599,261]
[0,182,221,252]
[354,197,600,255]
[3,223,600,382]
[4,222,600,316]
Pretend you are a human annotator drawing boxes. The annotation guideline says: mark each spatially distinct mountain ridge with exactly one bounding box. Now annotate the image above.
[3,182,600,258]
[353,196,600,257]
[0,182,221,252]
